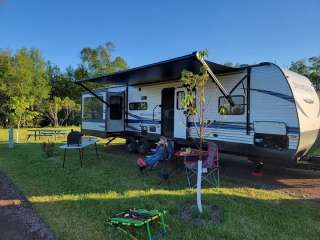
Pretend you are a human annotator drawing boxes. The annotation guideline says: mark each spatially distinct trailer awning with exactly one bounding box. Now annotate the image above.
[75,52,242,86]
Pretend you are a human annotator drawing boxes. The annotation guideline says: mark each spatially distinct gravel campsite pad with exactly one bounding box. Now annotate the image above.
[0,174,56,240]
[220,154,320,202]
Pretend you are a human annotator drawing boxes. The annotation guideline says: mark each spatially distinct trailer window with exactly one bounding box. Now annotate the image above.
[218,95,245,115]
[83,96,104,120]
[110,96,122,120]
[176,91,185,110]
[129,102,148,110]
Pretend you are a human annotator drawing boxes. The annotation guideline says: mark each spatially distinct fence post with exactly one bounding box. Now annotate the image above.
[8,127,14,149]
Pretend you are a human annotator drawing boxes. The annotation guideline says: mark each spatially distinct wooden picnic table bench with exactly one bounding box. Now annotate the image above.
[59,137,98,168]
[26,129,67,142]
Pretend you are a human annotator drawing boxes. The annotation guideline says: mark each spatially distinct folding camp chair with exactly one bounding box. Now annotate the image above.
[137,139,174,173]
[184,142,219,188]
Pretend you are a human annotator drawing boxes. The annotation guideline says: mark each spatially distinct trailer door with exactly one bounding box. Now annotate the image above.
[174,88,187,139]
[107,92,124,133]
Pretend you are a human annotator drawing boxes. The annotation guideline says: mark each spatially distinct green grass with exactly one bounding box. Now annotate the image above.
[0,128,319,240]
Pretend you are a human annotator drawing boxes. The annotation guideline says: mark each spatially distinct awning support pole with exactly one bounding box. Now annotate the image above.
[229,74,248,95]
[195,52,234,106]
[75,82,110,107]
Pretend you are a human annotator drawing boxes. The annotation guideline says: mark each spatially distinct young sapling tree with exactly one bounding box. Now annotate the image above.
[180,50,210,213]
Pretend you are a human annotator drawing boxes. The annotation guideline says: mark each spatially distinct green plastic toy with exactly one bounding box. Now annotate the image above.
[107,209,168,240]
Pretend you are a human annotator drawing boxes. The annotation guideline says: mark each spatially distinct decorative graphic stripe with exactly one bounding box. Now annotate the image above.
[251,88,309,118]
[128,112,153,120]
[189,122,299,134]
[127,112,161,123]
[126,125,140,131]
[127,119,161,124]
[250,88,295,103]
[188,122,252,130]
[128,112,141,119]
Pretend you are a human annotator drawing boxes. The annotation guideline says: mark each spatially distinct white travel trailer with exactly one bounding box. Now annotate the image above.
[76,52,320,166]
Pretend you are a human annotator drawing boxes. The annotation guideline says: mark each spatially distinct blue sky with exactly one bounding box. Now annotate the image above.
[1,0,319,70]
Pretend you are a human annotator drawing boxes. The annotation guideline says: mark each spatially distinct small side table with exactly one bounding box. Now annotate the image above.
[59,138,98,168]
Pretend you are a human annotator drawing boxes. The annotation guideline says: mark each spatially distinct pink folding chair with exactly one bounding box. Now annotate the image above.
[184,142,219,187]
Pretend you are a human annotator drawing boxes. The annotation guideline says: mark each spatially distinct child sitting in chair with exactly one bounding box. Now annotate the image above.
[137,137,168,171]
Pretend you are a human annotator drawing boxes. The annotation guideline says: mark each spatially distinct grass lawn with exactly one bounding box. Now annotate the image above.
[0,128,319,240]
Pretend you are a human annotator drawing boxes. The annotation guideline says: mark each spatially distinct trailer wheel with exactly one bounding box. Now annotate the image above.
[137,140,151,155]
[127,138,138,153]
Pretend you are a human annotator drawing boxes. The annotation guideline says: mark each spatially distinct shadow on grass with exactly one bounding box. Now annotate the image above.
[2,141,320,196]
[1,141,320,239]
[26,191,320,240]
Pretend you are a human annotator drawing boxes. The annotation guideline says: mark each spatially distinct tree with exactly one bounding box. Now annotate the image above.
[43,97,62,127]
[0,50,12,126]
[180,50,210,213]
[42,97,79,127]
[80,41,128,76]
[309,57,320,88]
[0,48,50,142]
[289,57,320,90]
[223,62,241,68]
[59,97,80,126]
[46,63,82,102]
[289,59,310,76]
[0,42,128,129]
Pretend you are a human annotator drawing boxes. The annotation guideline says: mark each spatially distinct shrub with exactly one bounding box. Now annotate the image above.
[42,141,55,157]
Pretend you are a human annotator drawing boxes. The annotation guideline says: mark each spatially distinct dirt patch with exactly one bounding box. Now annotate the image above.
[105,145,320,202]
[179,204,222,227]
[220,154,320,202]
[0,173,57,240]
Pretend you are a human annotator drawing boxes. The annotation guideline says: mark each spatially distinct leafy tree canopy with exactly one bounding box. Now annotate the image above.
[289,56,320,86]
[0,48,50,127]
[80,41,128,76]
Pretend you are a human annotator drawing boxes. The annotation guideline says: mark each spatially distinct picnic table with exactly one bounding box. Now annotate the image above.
[26,129,67,141]
[59,137,98,168]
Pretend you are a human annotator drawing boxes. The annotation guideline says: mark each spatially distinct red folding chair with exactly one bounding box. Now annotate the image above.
[184,142,219,188]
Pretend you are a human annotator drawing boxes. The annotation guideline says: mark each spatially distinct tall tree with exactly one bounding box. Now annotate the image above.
[0,42,128,128]
[289,57,320,89]
[0,48,50,142]
[80,41,128,76]
[42,97,63,127]
[46,63,82,102]
[0,50,12,126]
[59,97,80,126]
[42,96,79,127]
[289,59,310,76]
[309,57,320,87]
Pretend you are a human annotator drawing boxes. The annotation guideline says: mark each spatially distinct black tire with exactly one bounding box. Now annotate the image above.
[137,140,151,155]
[126,136,136,144]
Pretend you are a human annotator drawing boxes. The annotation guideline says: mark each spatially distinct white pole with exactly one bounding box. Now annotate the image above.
[16,129,19,144]
[196,160,203,213]
[8,128,14,148]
